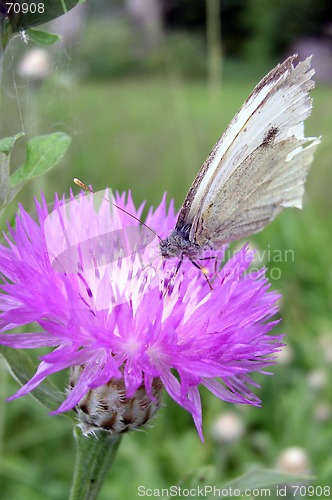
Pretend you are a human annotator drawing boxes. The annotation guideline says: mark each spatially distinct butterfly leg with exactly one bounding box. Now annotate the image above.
[190,259,213,291]
[163,254,184,296]
[196,253,223,285]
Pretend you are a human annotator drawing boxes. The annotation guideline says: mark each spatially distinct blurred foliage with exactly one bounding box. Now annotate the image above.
[243,0,332,60]
[73,19,140,79]
[164,0,249,55]
[69,0,332,81]
[72,20,207,79]
[162,0,332,59]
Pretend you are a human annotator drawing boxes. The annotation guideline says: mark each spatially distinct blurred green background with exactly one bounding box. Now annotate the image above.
[0,0,332,498]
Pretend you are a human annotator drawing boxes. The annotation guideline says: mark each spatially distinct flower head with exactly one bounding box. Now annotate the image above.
[0,191,283,440]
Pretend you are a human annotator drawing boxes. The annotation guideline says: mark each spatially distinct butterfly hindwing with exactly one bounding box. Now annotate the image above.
[193,135,319,246]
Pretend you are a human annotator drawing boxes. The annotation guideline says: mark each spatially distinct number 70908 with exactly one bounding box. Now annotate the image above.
[6,3,45,14]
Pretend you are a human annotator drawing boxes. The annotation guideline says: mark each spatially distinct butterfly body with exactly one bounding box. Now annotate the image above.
[159,226,201,259]
[160,55,320,262]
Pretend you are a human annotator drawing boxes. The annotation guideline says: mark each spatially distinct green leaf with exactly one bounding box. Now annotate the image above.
[9,132,71,188]
[180,466,218,489]
[27,28,61,46]
[0,345,69,413]
[207,467,312,499]
[8,0,86,32]
[0,132,24,155]
[0,132,24,206]
[182,466,313,500]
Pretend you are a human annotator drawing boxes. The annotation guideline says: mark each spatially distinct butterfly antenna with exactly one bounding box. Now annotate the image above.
[74,178,161,241]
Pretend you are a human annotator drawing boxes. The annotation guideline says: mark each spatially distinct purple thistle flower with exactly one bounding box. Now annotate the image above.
[0,191,283,440]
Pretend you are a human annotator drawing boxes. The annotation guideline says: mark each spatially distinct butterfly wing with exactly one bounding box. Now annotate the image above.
[194,135,319,246]
[175,55,320,247]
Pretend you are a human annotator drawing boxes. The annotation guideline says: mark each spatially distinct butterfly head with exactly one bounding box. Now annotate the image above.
[159,227,200,260]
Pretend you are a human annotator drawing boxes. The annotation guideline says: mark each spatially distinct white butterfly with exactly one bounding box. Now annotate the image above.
[160,54,320,261]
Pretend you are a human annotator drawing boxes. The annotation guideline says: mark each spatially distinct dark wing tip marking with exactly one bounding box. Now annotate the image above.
[250,54,297,99]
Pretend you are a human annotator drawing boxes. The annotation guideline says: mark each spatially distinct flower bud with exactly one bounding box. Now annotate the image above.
[276,446,310,475]
[17,48,51,83]
[307,369,327,391]
[70,366,163,435]
[211,411,244,443]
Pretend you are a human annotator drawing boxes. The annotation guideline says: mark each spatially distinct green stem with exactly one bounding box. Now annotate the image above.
[70,428,122,500]
[60,0,68,13]
[206,0,223,93]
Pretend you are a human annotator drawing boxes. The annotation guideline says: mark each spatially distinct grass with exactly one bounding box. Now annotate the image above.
[0,66,331,499]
